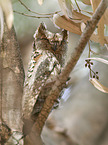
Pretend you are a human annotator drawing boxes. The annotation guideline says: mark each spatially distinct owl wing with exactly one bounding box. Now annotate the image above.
[22,48,61,120]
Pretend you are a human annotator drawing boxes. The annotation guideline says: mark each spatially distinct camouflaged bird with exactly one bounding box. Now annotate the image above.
[22,23,68,135]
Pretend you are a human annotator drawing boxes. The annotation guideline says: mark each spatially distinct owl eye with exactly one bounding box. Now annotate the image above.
[50,40,59,51]
[52,42,58,51]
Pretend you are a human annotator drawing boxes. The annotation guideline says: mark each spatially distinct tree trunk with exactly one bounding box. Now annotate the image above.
[0,22,24,144]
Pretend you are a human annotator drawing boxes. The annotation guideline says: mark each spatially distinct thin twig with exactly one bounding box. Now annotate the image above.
[18,0,60,16]
[29,0,108,138]
[88,42,91,58]
[82,10,93,15]
[13,10,52,18]
[74,0,81,12]
[88,41,92,77]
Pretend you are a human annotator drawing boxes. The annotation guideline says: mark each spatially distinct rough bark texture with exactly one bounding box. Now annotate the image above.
[0,22,24,144]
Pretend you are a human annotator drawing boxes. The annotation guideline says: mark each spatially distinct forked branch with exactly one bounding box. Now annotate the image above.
[27,0,108,143]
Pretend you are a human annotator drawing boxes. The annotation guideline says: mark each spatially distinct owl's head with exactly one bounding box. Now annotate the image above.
[33,23,68,66]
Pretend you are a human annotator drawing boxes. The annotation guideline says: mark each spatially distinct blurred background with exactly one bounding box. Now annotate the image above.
[12,0,108,144]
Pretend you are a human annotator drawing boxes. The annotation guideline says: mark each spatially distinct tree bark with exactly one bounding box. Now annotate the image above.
[0,22,24,144]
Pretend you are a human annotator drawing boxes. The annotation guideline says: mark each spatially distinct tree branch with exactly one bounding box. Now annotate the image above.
[29,0,108,141]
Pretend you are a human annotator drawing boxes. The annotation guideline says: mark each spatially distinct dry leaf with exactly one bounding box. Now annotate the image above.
[105,36,108,43]
[90,0,105,45]
[53,14,107,44]
[37,0,44,5]
[81,22,97,36]
[53,14,81,35]
[90,0,100,10]
[81,23,108,44]
[81,0,91,5]
[81,22,86,32]
[89,78,108,93]
[72,10,90,23]
[97,16,104,45]
[90,0,108,26]
[0,0,13,29]
[86,57,108,65]
[58,0,68,19]
[104,8,108,25]
[88,57,108,93]
[58,0,73,19]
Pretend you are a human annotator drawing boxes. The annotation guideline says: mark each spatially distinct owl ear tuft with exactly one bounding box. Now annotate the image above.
[62,29,68,41]
[33,22,47,39]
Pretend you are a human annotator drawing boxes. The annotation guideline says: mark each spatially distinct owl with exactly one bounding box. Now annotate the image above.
[22,23,68,135]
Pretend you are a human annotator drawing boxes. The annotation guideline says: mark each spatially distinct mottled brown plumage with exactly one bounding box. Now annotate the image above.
[22,23,68,135]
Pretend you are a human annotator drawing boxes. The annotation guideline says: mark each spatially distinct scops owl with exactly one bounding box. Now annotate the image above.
[22,23,68,135]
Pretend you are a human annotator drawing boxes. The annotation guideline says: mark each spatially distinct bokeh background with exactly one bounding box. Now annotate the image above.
[12,0,108,144]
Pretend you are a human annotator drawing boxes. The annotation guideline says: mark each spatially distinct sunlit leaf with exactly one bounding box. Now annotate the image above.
[0,0,13,29]
[37,0,44,5]
[89,78,108,93]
